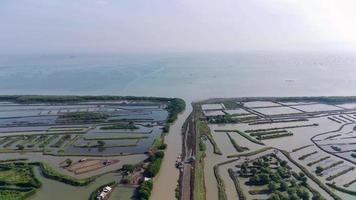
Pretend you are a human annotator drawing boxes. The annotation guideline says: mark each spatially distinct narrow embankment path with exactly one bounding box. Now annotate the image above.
[150,104,192,200]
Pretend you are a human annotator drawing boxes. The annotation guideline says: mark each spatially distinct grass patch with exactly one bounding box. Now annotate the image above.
[195,149,206,200]
[150,137,166,151]
[197,119,222,155]
[0,163,41,188]
[36,162,95,186]
[0,163,41,200]
[195,113,207,200]
[0,189,36,200]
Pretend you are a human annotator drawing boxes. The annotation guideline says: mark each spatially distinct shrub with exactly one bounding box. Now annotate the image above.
[154,151,165,159]
[315,166,323,174]
[158,143,167,150]
[122,164,135,173]
[199,141,206,151]
[138,180,153,200]
[146,158,162,178]
[166,98,185,123]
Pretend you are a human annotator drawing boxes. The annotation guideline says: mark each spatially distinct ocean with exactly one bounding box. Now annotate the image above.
[1,52,356,100]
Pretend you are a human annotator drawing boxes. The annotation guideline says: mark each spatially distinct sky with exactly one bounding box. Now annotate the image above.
[1,0,356,54]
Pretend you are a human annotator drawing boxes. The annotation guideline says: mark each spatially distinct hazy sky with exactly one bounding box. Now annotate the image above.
[1,0,356,54]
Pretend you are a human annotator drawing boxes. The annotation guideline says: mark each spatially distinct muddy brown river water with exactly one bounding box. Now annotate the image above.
[150,102,192,200]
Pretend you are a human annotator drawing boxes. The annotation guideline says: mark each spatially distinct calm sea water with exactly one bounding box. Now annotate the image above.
[1,52,356,101]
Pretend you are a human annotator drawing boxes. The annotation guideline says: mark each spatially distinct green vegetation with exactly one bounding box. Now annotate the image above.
[198,120,222,155]
[212,159,239,200]
[326,166,355,181]
[150,137,167,151]
[36,162,95,186]
[0,188,36,200]
[344,178,356,188]
[0,158,28,163]
[292,145,313,152]
[74,141,105,148]
[0,163,41,188]
[245,124,318,133]
[0,95,179,104]
[162,124,170,133]
[215,130,264,145]
[121,164,135,173]
[281,151,342,200]
[0,163,41,200]
[250,130,288,137]
[0,137,11,145]
[298,151,318,160]
[88,181,117,200]
[307,156,330,167]
[214,164,227,200]
[195,145,206,200]
[226,132,249,152]
[316,161,344,175]
[3,137,22,148]
[227,147,272,158]
[84,136,148,140]
[59,112,108,122]
[39,135,59,148]
[207,114,238,124]
[151,137,163,149]
[331,145,341,152]
[327,183,356,195]
[175,181,180,199]
[166,98,186,123]
[50,135,71,148]
[199,140,206,151]
[237,154,324,200]
[100,122,139,130]
[138,180,153,200]
[257,132,293,140]
[325,134,341,140]
[195,113,207,200]
[228,168,246,200]
[146,151,164,177]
